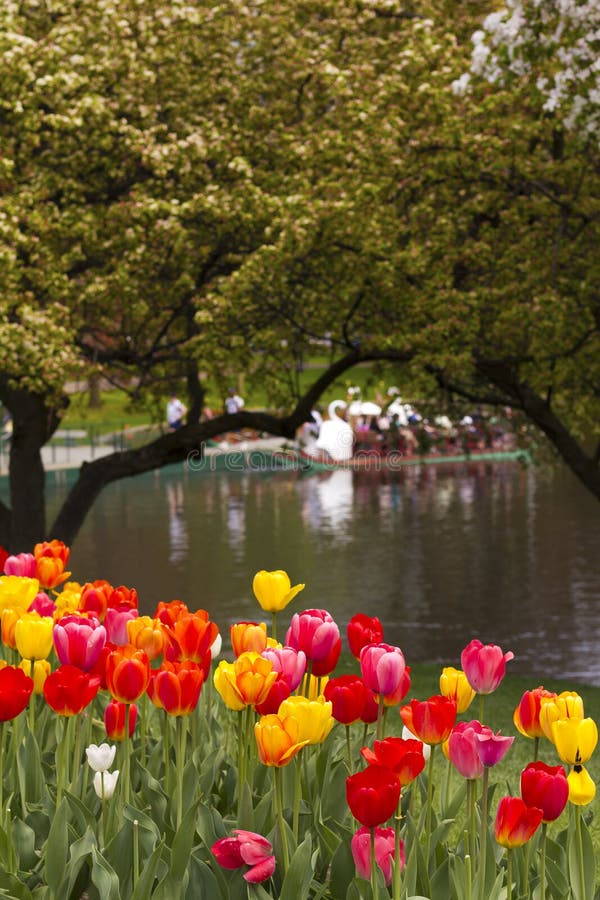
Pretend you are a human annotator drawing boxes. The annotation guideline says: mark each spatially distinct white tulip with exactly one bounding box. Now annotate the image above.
[85,743,117,772]
[210,632,222,660]
[402,725,431,762]
[93,770,119,800]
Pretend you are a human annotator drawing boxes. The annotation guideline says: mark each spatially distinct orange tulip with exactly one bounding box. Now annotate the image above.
[172,610,219,664]
[2,607,24,650]
[105,645,151,703]
[34,540,70,567]
[214,652,277,709]
[514,686,557,739]
[127,616,167,660]
[254,713,309,766]
[154,599,189,627]
[79,580,113,621]
[230,622,268,657]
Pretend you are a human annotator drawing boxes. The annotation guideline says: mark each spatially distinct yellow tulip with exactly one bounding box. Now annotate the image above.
[213,653,277,710]
[2,607,25,650]
[567,767,596,805]
[278,695,334,744]
[252,570,305,613]
[0,577,40,614]
[539,692,584,742]
[305,673,328,700]
[440,667,476,713]
[254,713,309,766]
[551,717,598,766]
[14,612,54,661]
[53,582,83,619]
[19,658,51,695]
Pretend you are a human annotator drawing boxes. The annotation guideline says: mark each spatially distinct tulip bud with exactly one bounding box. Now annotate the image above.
[93,770,119,800]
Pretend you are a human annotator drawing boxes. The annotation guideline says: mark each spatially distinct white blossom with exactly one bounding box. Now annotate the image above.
[93,770,119,800]
[85,743,117,773]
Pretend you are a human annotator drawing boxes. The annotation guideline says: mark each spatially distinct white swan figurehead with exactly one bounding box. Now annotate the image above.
[315,400,354,461]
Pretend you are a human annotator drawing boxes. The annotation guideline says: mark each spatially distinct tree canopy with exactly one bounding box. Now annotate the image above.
[0,0,598,549]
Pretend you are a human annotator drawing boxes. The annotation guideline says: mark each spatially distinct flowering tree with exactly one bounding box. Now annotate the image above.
[0,0,598,549]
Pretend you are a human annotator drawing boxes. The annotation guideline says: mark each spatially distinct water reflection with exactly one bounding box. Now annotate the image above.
[63,460,600,683]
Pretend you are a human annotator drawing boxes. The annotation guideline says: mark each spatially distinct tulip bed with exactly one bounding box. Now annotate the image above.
[0,544,598,899]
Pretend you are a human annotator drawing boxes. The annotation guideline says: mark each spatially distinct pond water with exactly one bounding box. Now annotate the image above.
[52,459,600,683]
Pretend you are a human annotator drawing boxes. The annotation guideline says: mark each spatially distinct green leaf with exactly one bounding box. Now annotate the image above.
[17,729,44,809]
[170,798,201,882]
[0,871,33,900]
[184,857,220,900]
[12,817,37,871]
[237,780,254,832]
[90,847,121,900]
[279,834,314,900]
[430,855,450,899]
[131,840,165,900]
[44,798,69,894]
[567,811,595,900]
[330,836,355,900]
[65,827,97,898]
[64,790,97,834]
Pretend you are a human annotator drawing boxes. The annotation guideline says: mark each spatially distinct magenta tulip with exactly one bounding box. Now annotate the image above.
[4,553,37,578]
[29,591,56,617]
[261,646,307,691]
[285,609,340,662]
[476,729,515,767]
[360,643,406,697]
[461,639,514,694]
[53,614,107,671]
[448,720,490,779]
[351,826,401,886]
[212,830,276,884]
[104,606,138,645]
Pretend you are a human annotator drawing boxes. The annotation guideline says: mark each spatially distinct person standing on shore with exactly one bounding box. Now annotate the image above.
[166,394,187,431]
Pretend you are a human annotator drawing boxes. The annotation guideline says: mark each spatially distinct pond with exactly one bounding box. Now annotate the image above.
[53,458,600,684]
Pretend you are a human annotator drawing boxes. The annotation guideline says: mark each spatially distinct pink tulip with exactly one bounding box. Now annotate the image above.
[212,830,276,884]
[4,553,37,577]
[351,825,402,886]
[104,606,138,645]
[448,720,493,779]
[29,591,56,617]
[53,614,107,671]
[461,639,514,694]
[261,646,307,691]
[285,609,340,662]
[360,643,406,697]
[476,729,515,767]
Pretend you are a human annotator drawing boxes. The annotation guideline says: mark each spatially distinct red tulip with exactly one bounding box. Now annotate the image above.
[43,665,100,715]
[520,761,569,822]
[154,599,189,627]
[104,699,138,740]
[461,638,514,695]
[347,613,384,659]
[514,687,557,739]
[147,660,204,716]
[311,637,342,676]
[0,545,8,573]
[361,737,425,786]
[324,675,371,725]
[107,585,139,611]
[0,664,34,720]
[400,696,456,745]
[346,765,401,827]
[254,674,291,716]
[494,796,543,848]
[105,645,151,702]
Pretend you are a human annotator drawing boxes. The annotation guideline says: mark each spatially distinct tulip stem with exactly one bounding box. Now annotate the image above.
[292,755,302,843]
[442,756,452,815]
[575,805,585,900]
[140,694,147,769]
[424,744,436,864]
[271,611,277,643]
[81,708,93,798]
[466,779,476,863]
[376,694,385,742]
[164,711,170,796]
[123,704,131,809]
[478,765,489,900]
[28,669,35,736]
[345,725,353,775]
[479,694,485,724]
[133,819,140,890]
[370,826,379,900]
[0,722,4,824]
[465,853,472,900]
[274,767,289,875]
[506,849,512,900]
[175,716,187,829]
[70,714,83,796]
[237,711,245,820]
[540,822,547,900]
[533,736,539,762]
[393,798,403,900]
